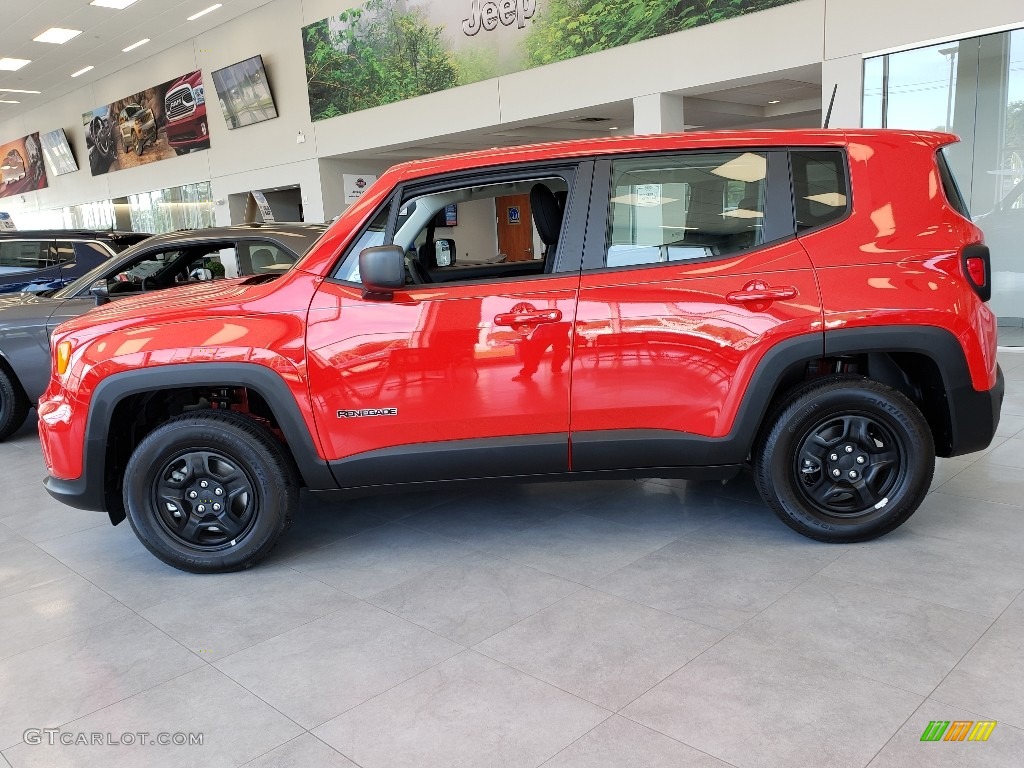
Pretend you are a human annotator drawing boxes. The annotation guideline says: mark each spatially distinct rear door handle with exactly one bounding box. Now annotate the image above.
[726,285,798,304]
[494,308,563,326]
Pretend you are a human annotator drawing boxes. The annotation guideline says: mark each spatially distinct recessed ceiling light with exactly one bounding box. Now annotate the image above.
[768,99,781,104]
[0,58,31,71]
[187,3,222,20]
[0,99,20,104]
[71,65,95,77]
[0,88,41,94]
[34,27,83,44]
[90,0,141,8]
[122,38,150,52]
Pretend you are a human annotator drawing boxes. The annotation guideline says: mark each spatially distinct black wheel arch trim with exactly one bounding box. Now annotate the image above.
[44,363,336,520]
[823,325,1001,457]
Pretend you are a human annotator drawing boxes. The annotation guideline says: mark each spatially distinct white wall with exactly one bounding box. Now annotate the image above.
[2,0,1023,222]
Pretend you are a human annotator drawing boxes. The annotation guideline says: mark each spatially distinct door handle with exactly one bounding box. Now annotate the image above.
[726,283,798,304]
[494,308,563,326]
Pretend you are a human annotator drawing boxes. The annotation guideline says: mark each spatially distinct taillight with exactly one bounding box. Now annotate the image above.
[961,243,991,302]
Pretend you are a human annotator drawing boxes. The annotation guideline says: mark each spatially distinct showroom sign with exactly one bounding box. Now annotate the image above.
[302,0,798,122]
[83,70,211,177]
[344,174,377,203]
[0,133,47,199]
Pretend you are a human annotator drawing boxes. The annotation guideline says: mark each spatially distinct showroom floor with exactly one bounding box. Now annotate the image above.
[0,350,1022,768]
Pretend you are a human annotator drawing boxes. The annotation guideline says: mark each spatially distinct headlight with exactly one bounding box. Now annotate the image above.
[195,85,205,106]
[56,340,72,376]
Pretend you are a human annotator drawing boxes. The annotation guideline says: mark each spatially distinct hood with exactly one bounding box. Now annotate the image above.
[170,72,202,89]
[57,276,281,335]
[0,291,60,314]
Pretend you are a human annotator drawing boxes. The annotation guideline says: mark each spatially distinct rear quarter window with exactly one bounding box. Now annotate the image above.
[791,150,849,232]
[937,149,970,219]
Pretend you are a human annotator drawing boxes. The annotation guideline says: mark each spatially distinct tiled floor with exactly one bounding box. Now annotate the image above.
[2,349,1024,767]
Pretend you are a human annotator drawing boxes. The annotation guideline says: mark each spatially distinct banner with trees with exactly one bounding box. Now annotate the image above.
[303,0,797,121]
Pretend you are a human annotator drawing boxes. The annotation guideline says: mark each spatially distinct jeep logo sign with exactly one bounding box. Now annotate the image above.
[462,0,536,36]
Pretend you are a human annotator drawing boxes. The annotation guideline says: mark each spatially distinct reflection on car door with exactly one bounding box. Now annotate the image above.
[569,151,824,471]
[306,165,592,485]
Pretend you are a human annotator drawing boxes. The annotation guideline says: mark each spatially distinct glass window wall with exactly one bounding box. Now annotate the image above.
[864,28,1024,346]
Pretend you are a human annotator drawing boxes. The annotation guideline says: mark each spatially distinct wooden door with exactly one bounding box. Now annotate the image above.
[495,194,534,262]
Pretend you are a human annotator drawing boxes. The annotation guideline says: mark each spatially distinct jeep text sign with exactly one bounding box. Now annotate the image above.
[462,0,536,36]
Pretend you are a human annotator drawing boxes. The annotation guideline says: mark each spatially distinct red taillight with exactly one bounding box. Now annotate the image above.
[961,243,991,302]
[966,256,986,288]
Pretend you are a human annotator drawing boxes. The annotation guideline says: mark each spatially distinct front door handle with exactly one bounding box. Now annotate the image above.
[494,308,563,326]
[726,281,798,305]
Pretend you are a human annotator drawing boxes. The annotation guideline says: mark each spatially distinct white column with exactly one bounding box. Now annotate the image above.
[821,54,864,128]
[632,93,686,135]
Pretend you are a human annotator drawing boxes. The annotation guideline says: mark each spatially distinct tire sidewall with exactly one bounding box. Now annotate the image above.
[124,418,290,572]
[762,383,933,540]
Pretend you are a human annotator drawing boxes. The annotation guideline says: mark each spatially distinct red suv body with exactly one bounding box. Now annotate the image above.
[164,71,209,155]
[38,129,1003,572]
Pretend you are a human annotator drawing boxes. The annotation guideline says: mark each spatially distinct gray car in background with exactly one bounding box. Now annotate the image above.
[0,222,327,440]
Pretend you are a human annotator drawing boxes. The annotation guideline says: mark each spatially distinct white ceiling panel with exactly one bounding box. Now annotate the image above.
[0,0,275,122]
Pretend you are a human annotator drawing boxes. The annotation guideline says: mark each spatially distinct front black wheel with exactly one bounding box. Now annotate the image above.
[754,377,934,543]
[0,366,30,441]
[123,410,298,572]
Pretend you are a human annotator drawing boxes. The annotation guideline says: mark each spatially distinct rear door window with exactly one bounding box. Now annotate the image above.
[604,151,769,267]
[0,240,50,274]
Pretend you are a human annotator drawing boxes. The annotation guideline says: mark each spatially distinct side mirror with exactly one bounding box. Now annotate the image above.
[435,239,456,267]
[359,245,405,300]
[90,279,110,306]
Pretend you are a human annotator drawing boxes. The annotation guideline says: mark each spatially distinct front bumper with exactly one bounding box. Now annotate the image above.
[166,113,209,150]
[948,365,1004,457]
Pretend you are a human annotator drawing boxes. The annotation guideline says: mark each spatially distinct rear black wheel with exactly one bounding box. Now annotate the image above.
[0,366,30,441]
[123,410,297,572]
[754,377,933,542]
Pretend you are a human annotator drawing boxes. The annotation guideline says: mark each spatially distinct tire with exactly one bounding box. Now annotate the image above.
[135,133,145,156]
[123,410,298,573]
[174,148,189,156]
[754,376,934,543]
[0,365,30,442]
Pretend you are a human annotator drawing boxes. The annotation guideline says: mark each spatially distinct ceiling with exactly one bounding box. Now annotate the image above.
[0,0,274,121]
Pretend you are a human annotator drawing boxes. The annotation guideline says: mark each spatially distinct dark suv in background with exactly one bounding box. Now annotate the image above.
[0,230,151,294]
[0,222,326,441]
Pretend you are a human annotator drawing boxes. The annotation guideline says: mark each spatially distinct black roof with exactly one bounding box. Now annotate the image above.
[0,229,151,241]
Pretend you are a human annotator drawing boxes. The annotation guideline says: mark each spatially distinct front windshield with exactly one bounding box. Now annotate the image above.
[53,244,142,300]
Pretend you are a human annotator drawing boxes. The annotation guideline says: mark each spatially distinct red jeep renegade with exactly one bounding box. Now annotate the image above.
[38,130,1003,572]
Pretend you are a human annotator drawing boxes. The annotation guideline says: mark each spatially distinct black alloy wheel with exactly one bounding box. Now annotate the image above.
[754,376,933,542]
[793,413,904,517]
[123,410,298,572]
[153,450,258,551]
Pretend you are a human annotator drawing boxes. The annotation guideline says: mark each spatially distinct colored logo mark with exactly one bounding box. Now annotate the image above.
[920,720,996,742]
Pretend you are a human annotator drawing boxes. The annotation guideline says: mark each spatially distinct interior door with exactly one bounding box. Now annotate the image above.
[496,193,534,261]
[306,164,591,486]
[569,151,824,471]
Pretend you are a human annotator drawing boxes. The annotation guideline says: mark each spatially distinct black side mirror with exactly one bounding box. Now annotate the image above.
[359,245,405,300]
[90,279,110,306]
